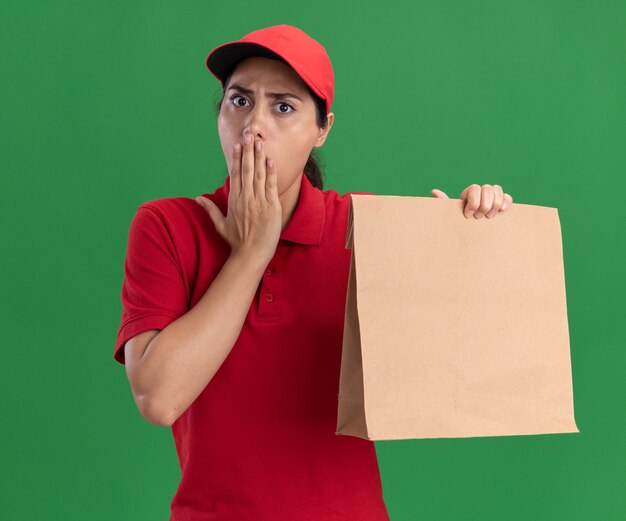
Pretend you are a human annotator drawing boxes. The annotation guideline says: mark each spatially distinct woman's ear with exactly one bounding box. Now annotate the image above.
[314,112,334,148]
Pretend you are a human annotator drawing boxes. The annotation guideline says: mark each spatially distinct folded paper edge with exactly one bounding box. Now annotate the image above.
[336,235,370,440]
[346,195,355,250]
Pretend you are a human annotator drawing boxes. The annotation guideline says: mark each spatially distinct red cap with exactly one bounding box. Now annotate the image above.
[205,24,334,115]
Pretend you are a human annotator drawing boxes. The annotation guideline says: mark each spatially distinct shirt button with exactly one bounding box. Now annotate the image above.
[265,268,272,276]
[266,293,273,302]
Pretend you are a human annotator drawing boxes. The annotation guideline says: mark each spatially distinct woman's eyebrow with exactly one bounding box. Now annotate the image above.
[227,83,303,101]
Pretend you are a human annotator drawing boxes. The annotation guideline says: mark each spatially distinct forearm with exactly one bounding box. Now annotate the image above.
[136,249,268,426]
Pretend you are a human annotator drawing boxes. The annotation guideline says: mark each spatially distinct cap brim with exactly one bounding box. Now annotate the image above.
[206,42,286,85]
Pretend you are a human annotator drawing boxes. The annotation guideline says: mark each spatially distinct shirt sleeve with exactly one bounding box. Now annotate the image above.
[113,204,189,365]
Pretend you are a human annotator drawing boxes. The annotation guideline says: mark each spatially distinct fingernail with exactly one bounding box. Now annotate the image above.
[255,140,262,151]
[245,134,252,144]
[466,210,474,218]
[475,211,484,218]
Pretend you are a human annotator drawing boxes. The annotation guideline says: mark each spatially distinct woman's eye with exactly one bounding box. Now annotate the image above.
[275,102,294,113]
[231,95,249,107]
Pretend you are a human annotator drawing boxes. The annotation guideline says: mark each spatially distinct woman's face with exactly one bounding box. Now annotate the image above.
[217,57,333,195]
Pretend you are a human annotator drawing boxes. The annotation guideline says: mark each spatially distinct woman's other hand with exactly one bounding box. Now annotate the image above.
[431,184,513,219]
[195,131,283,262]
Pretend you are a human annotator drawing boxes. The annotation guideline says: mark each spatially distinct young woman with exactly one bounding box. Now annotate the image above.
[114,24,513,521]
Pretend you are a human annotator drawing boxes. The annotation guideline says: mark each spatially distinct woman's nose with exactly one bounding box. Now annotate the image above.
[243,105,267,140]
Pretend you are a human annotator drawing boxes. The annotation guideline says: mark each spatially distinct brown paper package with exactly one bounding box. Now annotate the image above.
[336,194,580,441]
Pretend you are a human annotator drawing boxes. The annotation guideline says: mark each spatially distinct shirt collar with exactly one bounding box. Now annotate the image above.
[211,172,326,246]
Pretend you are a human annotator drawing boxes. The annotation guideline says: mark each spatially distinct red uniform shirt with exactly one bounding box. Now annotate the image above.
[114,172,390,520]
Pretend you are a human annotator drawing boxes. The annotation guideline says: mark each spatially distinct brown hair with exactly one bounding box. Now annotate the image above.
[213,59,329,189]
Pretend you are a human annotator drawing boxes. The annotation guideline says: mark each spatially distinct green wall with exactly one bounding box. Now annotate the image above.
[1,1,624,519]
